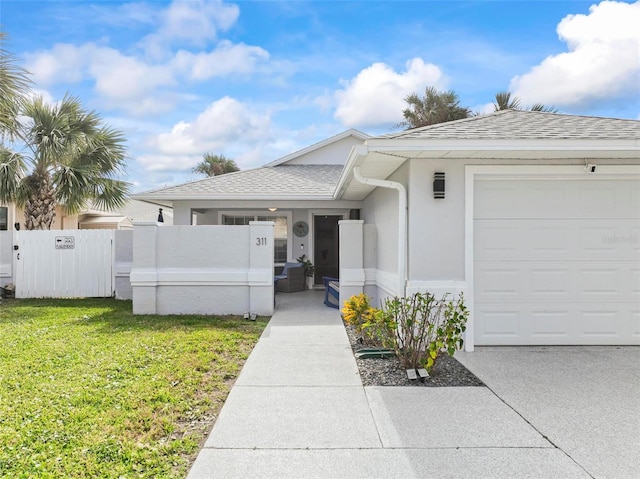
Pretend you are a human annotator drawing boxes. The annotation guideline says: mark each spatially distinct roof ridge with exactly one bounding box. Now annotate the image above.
[137,166,263,195]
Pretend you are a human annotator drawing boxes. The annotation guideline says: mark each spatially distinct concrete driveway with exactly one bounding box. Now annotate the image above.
[456,346,640,479]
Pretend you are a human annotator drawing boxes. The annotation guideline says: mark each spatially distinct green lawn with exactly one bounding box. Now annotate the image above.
[0,298,268,478]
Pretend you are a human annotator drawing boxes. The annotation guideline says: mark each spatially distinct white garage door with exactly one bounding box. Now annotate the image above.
[474,178,640,345]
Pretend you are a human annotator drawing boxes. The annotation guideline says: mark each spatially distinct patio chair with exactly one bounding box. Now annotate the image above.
[322,276,339,309]
[275,262,306,293]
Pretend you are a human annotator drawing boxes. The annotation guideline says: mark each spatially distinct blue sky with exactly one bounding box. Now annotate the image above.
[2,0,639,192]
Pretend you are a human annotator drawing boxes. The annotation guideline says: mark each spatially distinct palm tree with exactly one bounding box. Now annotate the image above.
[193,153,239,177]
[0,94,130,230]
[0,32,31,139]
[492,91,522,111]
[492,91,557,113]
[398,87,471,129]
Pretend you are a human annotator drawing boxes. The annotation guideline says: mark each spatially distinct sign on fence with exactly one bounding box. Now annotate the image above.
[55,236,75,249]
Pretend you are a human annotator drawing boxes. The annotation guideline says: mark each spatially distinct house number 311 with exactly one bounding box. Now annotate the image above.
[256,237,267,246]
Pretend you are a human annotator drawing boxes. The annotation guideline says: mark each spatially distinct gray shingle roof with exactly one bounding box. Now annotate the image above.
[137,165,343,199]
[378,110,640,141]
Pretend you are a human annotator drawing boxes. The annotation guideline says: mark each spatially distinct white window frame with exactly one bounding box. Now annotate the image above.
[218,210,293,264]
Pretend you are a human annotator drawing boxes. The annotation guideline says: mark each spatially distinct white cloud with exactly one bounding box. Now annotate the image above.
[333,58,447,128]
[25,43,90,85]
[25,36,268,116]
[138,0,240,58]
[510,1,640,107]
[140,97,272,171]
[160,0,238,45]
[173,41,269,80]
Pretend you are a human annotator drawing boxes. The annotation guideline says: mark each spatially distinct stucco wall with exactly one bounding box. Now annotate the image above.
[360,162,409,298]
[130,222,274,315]
[284,135,365,165]
[114,230,133,300]
[0,231,12,287]
[408,158,466,282]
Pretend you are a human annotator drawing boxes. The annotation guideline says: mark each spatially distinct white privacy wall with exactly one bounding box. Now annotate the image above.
[130,222,274,315]
[0,231,13,287]
[114,230,133,300]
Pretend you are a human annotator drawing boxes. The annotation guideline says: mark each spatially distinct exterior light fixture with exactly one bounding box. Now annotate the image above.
[433,172,445,199]
[268,207,278,212]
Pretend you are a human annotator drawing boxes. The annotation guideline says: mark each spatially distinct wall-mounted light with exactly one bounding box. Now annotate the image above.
[433,172,445,199]
[300,243,304,250]
[268,207,278,212]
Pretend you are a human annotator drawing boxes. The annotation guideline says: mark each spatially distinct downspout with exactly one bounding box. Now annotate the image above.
[352,166,407,297]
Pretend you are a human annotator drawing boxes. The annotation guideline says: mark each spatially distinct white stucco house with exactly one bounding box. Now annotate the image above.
[135,110,640,349]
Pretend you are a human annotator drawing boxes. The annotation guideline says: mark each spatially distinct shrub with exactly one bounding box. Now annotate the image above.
[380,292,468,373]
[343,291,468,374]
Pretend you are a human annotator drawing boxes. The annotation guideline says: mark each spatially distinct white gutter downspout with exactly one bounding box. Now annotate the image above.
[352,166,407,297]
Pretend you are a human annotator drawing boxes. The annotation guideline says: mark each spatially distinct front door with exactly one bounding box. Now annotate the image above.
[313,215,340,285]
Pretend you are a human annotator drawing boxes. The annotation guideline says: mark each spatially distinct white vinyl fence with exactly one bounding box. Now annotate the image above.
[0,229,133,299]
[14,230,114,298]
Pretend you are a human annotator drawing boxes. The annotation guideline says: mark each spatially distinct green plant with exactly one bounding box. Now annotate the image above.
[381,292,468,373]
[0,298,267,478]
[425,293,468,372]
[296,254,315,278]
[342,293,373,329]
[342,294,393,348]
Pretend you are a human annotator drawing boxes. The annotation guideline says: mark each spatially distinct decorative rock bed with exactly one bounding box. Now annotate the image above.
[344,323,484,387]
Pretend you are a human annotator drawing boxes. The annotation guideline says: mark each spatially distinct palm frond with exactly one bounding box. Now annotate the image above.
[0,32,32,139]
[0,146,26,203]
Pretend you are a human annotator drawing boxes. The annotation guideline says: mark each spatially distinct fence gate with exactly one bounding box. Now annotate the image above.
[15,230,114,298]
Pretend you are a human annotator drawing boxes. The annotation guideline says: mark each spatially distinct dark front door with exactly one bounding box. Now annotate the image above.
[314,215,340,285]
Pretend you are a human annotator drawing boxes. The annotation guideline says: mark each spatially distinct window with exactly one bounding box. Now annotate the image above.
[221,214,288,263]
[222,215,254,226]
[0,207,7,231]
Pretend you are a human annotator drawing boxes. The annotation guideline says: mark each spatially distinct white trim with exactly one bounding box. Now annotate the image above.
[340,268,366,287]
[373,269,399,297]
[464,164,640,352]
[266,129,370,167]
[364,267,377,285]
[130,267,273,286]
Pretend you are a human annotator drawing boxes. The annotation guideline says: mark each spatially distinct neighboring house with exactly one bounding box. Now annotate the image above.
[135,111,640,348]
[0,200,172,231]
[79,200,173,229]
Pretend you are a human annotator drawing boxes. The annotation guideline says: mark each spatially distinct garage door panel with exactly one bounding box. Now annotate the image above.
[580,268,620,296]
[476,219,639,262]
[632,270,640,296]
[476,261,637,302]
[530,309,572,338]
[475,179,640,219]
[632,312,640,339]
[475,309,521,340]
[474,177,640,346]
[476,303,637,345]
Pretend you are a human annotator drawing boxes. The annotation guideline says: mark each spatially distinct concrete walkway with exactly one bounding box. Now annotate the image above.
[187,291,595,478]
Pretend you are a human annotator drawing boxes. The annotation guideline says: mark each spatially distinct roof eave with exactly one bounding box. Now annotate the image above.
[364,138,640,151]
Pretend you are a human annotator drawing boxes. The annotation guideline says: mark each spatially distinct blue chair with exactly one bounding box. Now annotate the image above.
[275,262,305,293]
